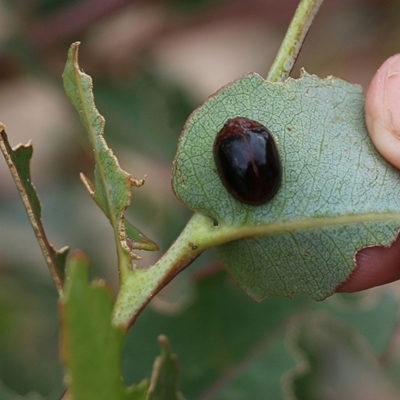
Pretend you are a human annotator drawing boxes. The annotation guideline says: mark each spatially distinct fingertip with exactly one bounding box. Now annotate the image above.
[365,54,400,169]
[336,232,400,293]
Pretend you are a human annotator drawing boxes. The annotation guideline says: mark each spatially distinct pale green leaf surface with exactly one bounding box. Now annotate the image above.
[62,42,158,259]
[284,313,400,400]
[61,253,149,400]
[172,71,400,301]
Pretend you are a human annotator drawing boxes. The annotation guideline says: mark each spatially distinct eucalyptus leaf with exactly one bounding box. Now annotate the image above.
[172,70,400,301]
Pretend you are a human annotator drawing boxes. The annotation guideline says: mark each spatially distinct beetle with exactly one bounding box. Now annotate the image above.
[213,116,282,205]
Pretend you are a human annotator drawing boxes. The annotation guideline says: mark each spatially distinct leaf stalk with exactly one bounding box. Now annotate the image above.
[266,0,324,82]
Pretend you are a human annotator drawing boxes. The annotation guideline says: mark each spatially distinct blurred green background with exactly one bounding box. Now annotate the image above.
[1,0,400,399]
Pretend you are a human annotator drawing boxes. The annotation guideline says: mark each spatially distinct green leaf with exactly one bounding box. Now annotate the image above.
[172,71,400,301]
[0,125,68,295]
[60,252,149,400]
[62,42,158,265]
[147,336,185,400]
[284,313,400,400]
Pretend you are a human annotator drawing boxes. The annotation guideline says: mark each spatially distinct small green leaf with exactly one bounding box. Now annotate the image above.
[172,71,400,301]
[284,313,400,400]
[0,125,68,295]
[147,336,185,400]
[62,42,158,264]
[61,252,149,400]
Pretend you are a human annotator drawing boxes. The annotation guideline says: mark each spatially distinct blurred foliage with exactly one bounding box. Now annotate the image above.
[35,0,80,16]
[1,0,400,399]
[0,269,60,397]
[93,69,195,161]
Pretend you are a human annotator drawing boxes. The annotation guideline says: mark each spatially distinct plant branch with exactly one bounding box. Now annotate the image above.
[113,212,211,327]
[112,209,400,327]
[0,126,68,296]
[266,0,324,82]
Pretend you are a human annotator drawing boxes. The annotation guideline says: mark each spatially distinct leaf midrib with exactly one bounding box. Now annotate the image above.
[208,212,400,248]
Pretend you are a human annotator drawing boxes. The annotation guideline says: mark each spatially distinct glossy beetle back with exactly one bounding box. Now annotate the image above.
[213,117,282,205]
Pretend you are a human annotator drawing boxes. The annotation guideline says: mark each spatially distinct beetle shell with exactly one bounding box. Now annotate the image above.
[213,117,282,205]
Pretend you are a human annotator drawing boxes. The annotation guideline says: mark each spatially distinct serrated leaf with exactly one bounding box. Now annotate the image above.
[172,71,400,301]
[60,252,149,400]
[62,42,158,262]
[283,313,400,400]
[147,336,185,400]
[0,125,68,295]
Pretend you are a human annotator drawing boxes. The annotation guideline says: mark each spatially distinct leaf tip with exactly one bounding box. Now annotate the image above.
[158,334,170,349]
[68,41,81,61]
[69,249,90,265]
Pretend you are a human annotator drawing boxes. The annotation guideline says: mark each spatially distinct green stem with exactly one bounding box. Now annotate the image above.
[113,211,252,327]
[113,213,212,327]
[112,208,400,327]
[113,0,327,328]
[266,0,324,82]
